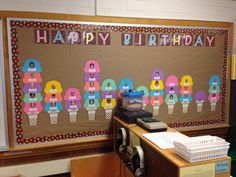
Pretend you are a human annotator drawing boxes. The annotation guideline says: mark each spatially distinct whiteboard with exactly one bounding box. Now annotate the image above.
[0,18,9,151]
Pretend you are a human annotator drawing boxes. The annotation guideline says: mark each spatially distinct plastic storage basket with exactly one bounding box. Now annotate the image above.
[174,135,230,163]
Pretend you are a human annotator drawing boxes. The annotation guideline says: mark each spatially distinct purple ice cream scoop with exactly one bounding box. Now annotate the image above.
[65,100,81,110]
[165,86,178,94]
[195,90,206,101]
[151,69,164,80]
[23,83,42,93]
[83,72,100,82]
[102,90,117,99]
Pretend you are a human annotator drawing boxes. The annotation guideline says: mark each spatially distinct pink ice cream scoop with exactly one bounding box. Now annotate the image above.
[24,102,43,114]
[208,93,220,102]
[180,86,192,94]
[150,96,163,105]
[166,75,179,87]
[143,96,149,105]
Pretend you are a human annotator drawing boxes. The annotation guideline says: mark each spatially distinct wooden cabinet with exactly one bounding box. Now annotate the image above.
[71,153,133,177]
[114,117,231,177]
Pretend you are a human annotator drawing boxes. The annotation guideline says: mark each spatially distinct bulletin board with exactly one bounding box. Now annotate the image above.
[6,15,232,146]
[0,18,9,151]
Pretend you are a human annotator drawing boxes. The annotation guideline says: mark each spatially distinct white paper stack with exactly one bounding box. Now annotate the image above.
[143,132,188,149]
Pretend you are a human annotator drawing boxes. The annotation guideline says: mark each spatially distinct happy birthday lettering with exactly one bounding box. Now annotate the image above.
[35,29,215,47]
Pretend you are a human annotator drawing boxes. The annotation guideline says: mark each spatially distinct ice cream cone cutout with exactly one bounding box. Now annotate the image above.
[83,60,101,120]
[24,102,43,126]
[180,94,192,113]
[45,102,63,124]
[101,79,117,119]
[44,80,63,124]
[64,88,82,123]
[84,99,100,120]
[101,99,117,119]
[208,75,221,112]
[165,75,179,115]
[150,96,163,115]
[150,90,164,115]
[22,58,43,126]
[195,90,206,112]
[165,94,178,115]
[150,69,165,115]
[180,75,193,113]
[208,93,219,111]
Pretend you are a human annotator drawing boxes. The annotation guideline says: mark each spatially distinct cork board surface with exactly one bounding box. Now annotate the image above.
[8,18,230,145]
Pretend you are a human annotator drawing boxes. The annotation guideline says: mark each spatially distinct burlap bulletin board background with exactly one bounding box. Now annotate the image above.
[7,17,230,145]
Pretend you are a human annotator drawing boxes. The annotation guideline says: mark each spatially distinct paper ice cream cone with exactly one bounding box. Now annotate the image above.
[182,103,189,113]
[168,104,175,114]
[197,102,203,112]
[28,113,38,126]
[88,110,96,120]
[153,105,160,115]
[49,112,59,124]
[69,111,78,123]
[211,102,216,111]
[142,104,146,110]
[105,109,113,119]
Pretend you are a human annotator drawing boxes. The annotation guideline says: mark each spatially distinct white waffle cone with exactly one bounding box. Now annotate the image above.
[182,103,189,113]
[88,110,96,120]
[28,114,38,126]
[105,109,112,119]
[211,102,216,111]
[69,111,78,123]
[168,104,175,114]
[142,104,146,110]
[153,105,160,115]
[197,103,203,112]
[49,112,59,124]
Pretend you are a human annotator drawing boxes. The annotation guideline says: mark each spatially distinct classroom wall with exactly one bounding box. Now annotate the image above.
[0,0,236,51]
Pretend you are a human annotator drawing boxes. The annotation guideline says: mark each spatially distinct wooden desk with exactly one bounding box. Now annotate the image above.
[71,153,133,177]
[114,117,231,177]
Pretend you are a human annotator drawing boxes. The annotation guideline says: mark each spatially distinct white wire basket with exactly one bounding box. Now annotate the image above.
[174,135,230,163]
